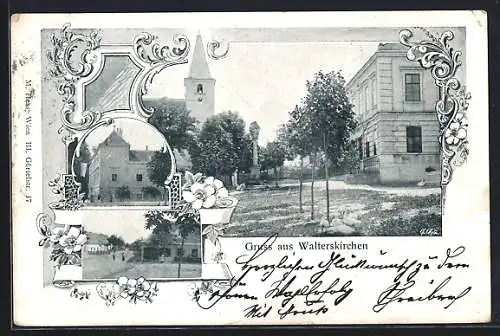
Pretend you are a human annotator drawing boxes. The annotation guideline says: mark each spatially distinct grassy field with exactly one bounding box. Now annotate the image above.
[225,180,441,237]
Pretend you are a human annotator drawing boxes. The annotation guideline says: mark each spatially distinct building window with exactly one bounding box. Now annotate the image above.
[165,248,171,257]
[111,173,117,182]
[136,173,143,182]
[405,73,421,102]
[357,138,363,160]
[177,248,184,257]
[373,143,377,156]
[191,249,198,258]
[365,141,370,158]
[406,126,422,153]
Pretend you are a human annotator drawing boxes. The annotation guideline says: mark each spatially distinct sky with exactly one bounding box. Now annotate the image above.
[83,210,153,243]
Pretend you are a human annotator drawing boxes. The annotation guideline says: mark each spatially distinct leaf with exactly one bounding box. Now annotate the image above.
[193,173,203,182]
[185,171,194,185]
[207,232,218,245]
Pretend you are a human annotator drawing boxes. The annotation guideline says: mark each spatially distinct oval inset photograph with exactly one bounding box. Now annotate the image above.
[72,118,173,207]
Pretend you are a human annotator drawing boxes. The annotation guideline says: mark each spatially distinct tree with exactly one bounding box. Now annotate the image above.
[146,98,198,150]
[303,70,356,221]
[336,142,361,175]
[73,141,92,200]
[174,213,199,277]
[145,98,198,200]
[260,140,287,187]
[147,150,172,202]
[281,105,314,215]
[190,111,250,177]
[144,210,199,278]
[107,234,125,250]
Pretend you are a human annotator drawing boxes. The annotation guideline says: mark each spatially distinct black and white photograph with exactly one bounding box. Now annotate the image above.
[11,11,489,326]
[37,25,467,283]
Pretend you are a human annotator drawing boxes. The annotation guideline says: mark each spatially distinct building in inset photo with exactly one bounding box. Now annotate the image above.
[87,127,190,203]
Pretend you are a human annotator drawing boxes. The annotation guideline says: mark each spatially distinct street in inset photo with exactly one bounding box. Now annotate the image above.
[81,209,202,280]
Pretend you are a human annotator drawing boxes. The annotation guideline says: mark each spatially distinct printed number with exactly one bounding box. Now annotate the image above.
[420,228,439,236]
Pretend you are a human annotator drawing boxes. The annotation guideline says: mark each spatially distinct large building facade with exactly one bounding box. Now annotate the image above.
[88,128,160,203]
[346,42,441,185]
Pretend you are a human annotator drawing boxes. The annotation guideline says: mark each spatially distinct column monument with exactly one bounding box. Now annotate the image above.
[249,121,261,180]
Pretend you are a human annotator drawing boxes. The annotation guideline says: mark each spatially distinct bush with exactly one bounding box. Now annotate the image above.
[115,185,131,200]
[425,166,437,173]
[142,186,162,199]
[369,212,441,236]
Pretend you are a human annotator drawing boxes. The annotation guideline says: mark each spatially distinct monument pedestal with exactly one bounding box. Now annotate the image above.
[250,165,261,180]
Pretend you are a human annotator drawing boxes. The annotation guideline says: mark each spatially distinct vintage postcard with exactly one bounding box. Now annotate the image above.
[11,11,490,326]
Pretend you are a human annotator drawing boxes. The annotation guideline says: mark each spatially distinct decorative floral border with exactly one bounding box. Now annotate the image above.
[38,24,235,305]
[399,28,470,186]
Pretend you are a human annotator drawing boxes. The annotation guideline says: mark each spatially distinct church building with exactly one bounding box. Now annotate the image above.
[183,34,216,124]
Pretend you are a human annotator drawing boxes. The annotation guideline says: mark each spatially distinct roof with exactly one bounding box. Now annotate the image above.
[86,232,110,245]
[173,148,192,170]
[187,34,212,79]
[99,130,130,148]
[377,42,408,51]
[129,150,154,162]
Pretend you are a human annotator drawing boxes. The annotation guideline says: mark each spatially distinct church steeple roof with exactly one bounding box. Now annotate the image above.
[187,34,212,79]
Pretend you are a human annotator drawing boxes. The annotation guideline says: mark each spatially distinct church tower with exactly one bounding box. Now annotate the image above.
[184,34,215,124]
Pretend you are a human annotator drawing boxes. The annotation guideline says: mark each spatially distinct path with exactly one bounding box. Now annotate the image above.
[237,179,440,197]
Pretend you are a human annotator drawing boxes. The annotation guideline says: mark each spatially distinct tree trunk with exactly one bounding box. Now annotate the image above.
[274,166,278,187]
[324,132,330,222]
[177,238,185,278]
[311,153,315,220]
[299,156,303,213]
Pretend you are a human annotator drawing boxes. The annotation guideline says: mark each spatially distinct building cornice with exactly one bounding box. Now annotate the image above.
[346,49,407,90]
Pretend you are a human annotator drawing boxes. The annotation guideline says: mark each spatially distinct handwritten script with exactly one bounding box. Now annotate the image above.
[193,234,471,320]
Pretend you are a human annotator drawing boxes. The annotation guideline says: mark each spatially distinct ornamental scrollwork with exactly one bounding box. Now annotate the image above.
[400,28,471,186]
[132,32,190,118]
[207,39,229,60]
[46,23,103,138]
[133,32,190,65]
